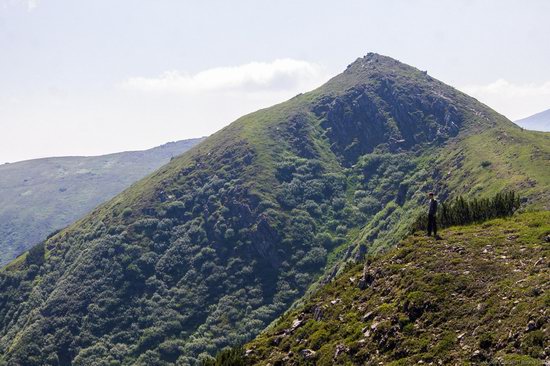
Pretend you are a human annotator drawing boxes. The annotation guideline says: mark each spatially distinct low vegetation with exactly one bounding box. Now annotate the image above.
[242,211,550,365]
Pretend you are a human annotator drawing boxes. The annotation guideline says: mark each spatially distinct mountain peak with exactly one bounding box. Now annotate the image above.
[307,53,502,166]
[343,53,425,78]
[349,52,401,66]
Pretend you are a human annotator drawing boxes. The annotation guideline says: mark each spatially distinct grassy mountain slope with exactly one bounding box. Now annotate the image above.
[245,211,550,365]
[435,128,549,208]
[0,54,548,365]
[0,138,203,266]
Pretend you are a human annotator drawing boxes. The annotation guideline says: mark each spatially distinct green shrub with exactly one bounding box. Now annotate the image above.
[315,232,335,249]
[521,330,544,357]
[310,328,330,349]
[412,190,520,231]
[478,333,494,349]
[433,332,456,354]
[26,242,45,266]
[163,201,186,218]
[202,347,246,366]
[357,196,381,215]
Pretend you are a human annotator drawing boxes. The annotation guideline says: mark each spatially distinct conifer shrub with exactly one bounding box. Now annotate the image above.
[201,347,246,366]
[480,160,492,168]
[412,190,520,231]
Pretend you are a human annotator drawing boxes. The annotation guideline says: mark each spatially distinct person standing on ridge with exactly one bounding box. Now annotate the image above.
[427,192,439,238]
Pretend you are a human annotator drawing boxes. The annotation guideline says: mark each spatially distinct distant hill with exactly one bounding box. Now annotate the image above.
[245,211,550,365]
[0,54,548,365]
[0,138,203,266]
[515,109,550,131]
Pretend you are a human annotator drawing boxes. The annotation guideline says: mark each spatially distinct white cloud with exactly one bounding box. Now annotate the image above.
[119,59,328,94]
[463,79,550,98]
[1,0,40,11]
[461,79,550,120]
[26,0,39,10]
[1,60,332,163]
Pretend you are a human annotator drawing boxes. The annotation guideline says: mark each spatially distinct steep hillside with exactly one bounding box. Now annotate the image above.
[0,54,549,365]
[0,138,203,266]
[515,108,550,132]
[245,211,550,365]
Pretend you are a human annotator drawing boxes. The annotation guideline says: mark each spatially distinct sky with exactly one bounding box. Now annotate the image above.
[1,0,549,163]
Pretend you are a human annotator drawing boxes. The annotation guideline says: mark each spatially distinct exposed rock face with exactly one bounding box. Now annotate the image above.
[313,54,463,165]
[300,349,317,359]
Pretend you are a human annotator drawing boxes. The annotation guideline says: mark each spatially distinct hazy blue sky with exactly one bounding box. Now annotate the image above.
[1,0,549,162]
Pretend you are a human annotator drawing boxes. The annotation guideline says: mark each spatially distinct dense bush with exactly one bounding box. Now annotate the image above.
[25,241,45,266]
[412,191,520,231]
[0,145,353,365]
[202,347,246,366]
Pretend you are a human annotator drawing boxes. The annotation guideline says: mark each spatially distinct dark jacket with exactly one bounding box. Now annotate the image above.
[428,199,438,216]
